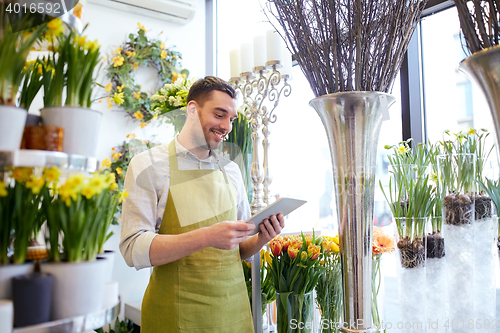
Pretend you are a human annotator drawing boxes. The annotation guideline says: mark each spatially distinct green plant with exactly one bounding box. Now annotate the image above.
[242,249,276,315]
[43,24,101,107]
[96,318,135,333]
[45,171,125,262]
[19,59,44,111]
[0,4,45,106]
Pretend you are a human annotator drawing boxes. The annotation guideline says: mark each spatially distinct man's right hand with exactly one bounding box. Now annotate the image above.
[206,221,255,250]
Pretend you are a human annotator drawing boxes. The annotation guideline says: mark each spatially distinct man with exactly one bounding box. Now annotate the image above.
[120,76,285,332]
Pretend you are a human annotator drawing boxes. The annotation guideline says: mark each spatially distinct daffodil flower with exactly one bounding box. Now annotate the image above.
[119,191,129,203]
[116,167,123,175]
[113,47,122,54]
[126,133,136,139]
[133,62,139,70]
[134,111,144,120]
[112,56,124,67]
[105,83,113,93]
[161,50,167,60]
[112,92,124,105]
[0,181,8,197]
[117,85,124,93]
[134,92,141,99]
[137,22,147,32]
[101,158,112,169]
[112,152,122,161]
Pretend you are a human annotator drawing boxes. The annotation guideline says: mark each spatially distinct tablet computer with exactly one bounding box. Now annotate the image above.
[246,197,307,235]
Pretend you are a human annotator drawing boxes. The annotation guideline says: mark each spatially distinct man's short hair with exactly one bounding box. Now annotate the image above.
[186,76,236,107]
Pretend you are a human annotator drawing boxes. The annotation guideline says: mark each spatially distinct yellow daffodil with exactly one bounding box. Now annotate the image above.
[112,152,122,161]
[140,121,148,128]
[46,18,64,37]
[78,36,86,47]
[81,186,95,200]
[171,72,179,83]
[133,62,139,70]
[134,111,144,120]
[0,181,8,197]
[152,113,158,121]
[126,133,136,139]
[116,167,123,175]
[137,22,147,32]
[467,127,476,136]
[125,51,136,57]
[112,56,124,67]
[112,92,124,105]
[66,173,85,190]
[26,177,45,195]
[110,183,118,191]
[105,83,113,93]
[117,85,124,93]
[102,158,112,169]
[160,42,166,50]
[134,92,141,99]
[161,50,167,60]
[113,47,122,54]
[12,167,33,183]
[88,174,109,193]
[119,191,129,203]
[43,167,60,184]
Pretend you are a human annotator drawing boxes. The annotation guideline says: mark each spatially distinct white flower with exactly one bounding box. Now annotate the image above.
[172,95,183,107]
[168,96,177,105]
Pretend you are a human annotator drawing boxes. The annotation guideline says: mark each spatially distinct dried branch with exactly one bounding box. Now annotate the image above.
[264,0,428,96]
[455,0,500,55]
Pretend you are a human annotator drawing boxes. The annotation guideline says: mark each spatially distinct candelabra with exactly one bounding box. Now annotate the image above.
[230,63,291,215]
[230,62,291,333]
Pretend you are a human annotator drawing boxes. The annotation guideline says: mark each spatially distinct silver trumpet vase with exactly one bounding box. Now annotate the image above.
[459,45,500,151]
[309,92,395,333]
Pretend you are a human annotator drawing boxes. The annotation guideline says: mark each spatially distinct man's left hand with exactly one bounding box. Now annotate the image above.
[258,213,285,242]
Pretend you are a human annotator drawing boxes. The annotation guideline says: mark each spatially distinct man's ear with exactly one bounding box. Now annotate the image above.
[187,102,197,116]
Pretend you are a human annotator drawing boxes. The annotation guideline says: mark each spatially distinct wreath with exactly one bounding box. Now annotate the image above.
[104,23,189,125]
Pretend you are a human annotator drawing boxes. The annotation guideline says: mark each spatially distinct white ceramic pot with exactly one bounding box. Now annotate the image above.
[97,250,115,282]
[40,106,102,157]
[0,105,27,151]
[0,263,34,300]
[40,259,106,320]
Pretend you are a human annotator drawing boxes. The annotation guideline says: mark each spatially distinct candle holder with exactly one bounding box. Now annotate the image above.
[230,65,291,333]
[230,65,291,215]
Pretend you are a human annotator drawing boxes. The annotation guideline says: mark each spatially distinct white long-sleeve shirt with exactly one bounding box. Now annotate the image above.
[119,136,251,270]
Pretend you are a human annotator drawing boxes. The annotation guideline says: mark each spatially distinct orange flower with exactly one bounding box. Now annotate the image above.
[307,243,321,260]
[373,233,394,254]
[287,245,299,259]
[269,236,283,256]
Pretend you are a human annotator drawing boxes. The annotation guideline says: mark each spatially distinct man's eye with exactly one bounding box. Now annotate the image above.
[215,114,223,118]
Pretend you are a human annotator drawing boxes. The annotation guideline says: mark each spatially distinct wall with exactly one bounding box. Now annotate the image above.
[27,0,207,319]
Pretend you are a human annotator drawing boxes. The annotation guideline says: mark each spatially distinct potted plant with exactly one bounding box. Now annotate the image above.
[0,4,44,150]
[381,140,435,331]
[39,23,102,157]
[268,232,328,333]
[41,170,126,320]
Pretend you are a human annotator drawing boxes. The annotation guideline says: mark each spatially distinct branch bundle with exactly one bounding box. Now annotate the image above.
[455,0,500,55]
[265,0,428,96]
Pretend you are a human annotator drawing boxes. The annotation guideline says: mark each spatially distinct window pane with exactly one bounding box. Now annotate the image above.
[421,7,498,171]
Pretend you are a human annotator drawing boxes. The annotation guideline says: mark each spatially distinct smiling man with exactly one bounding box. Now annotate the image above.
[120,76,285,332]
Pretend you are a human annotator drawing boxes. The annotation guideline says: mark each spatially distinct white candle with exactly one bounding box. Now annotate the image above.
[281,46,293,79]
[240,43,254,73]
[230,49,241,78]
[253,35,266,68]
[266,30,282,63]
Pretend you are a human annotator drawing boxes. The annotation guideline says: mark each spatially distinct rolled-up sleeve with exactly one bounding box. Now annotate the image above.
[120,156,161,270]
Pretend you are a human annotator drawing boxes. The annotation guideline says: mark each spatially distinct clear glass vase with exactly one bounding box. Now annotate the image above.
[315,253,342,333]
[372,256,385,333]
[276,291,315,333]
[394,217,427,333]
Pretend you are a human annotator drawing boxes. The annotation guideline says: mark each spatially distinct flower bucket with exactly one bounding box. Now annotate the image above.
[0,263,34,300]
[40,258,106,320]
[97,250,115,282]
[40,106,102,157]
[0,105,27,151]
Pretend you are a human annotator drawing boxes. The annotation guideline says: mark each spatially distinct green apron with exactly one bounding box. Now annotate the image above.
[141,140,253,332]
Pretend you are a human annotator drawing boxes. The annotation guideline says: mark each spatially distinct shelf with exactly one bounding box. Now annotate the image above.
[13,299,120,333]
[0,150,99,173]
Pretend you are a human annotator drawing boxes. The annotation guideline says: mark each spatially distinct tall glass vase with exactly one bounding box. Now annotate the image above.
[372,256,385,333]
[276,291,315,333]
[394,217,427,333]
[438,153,475,332]
[315,253,342,333]
[309,92,395,332]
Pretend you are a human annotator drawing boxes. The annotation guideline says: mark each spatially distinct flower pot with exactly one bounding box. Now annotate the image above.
[97,250,115,282]
[309,92,396,332]
[0,105,27,151]
[12,273,53,327]
[0,263,34,300]
[40,259,106,320]
[393,217,427,333]
[276,291,314,333]
[40,106,102,157]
